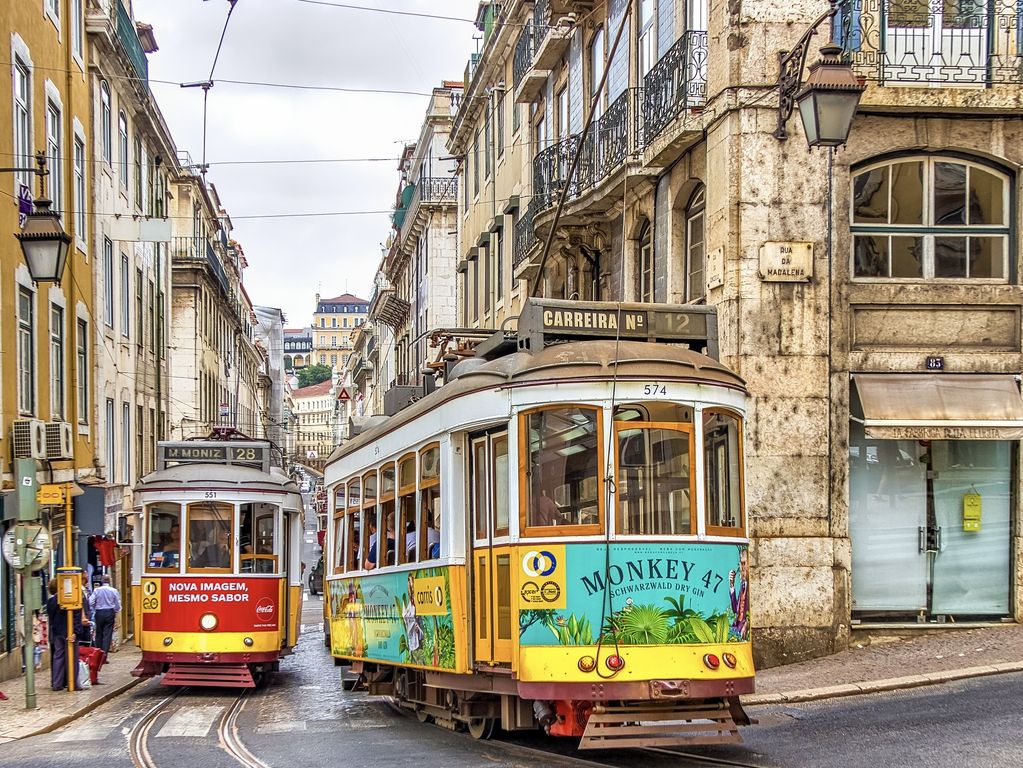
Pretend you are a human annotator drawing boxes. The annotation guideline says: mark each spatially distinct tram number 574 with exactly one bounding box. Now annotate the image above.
[643,383,668,396]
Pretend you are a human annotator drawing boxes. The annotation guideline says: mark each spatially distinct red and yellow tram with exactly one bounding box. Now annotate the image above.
[128,434,304,687]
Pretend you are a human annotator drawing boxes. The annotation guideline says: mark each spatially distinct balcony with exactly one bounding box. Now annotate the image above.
[398,177,458,247]
[115,0,148,86]
[836,0,1023,89]
[513,25,549,104]
[171,236,229,297]
[642,29,707,148]
[530,89,644,216]
[513,198,539,273]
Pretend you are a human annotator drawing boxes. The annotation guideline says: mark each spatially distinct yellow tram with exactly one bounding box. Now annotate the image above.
[323,300,755,749]
[128,431,304,687]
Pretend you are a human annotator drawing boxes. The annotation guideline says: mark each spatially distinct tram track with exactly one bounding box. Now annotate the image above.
[384,697,769,768]
[128,686,269,768]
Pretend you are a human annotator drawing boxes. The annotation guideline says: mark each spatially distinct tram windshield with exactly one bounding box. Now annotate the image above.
[187,502,235,571]
[616,423,694,535]
[524,406,601,529]
[146,503,181,570]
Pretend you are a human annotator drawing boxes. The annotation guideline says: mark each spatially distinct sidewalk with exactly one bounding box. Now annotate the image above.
[0,643,144,743]
[745,623,1023,705]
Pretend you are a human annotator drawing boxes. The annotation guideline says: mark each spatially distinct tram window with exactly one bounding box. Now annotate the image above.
[335,483,347,511]
[420,486,441,561]
[473,440,489,539]
[187,502,235,571]
[363,470,378,506]
[333,513,345,574]
[523,406,601,530]
[146,503,181,570]
[240,503,278,574]
[420,444,439,483]
[380,464,395,497]
[345,509,361,572]
[348,479,362,510]
[494,436,510,535]
[704,411,744,534]
[398,455,417,564]
[616,424,694,535]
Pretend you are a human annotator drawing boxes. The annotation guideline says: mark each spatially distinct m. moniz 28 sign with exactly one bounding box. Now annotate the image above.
[157,441,271,472]
[517,298,719,358]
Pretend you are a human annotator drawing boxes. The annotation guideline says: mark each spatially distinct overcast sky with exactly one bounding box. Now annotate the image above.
[133,0,479,327]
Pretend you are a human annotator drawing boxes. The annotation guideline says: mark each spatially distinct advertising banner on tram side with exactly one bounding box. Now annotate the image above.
[516,542,750,647]
[327,567,463,670]
[140,577,281,632]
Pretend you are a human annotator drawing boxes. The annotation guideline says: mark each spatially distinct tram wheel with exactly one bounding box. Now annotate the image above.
[466,717,496,740]
[415,709,432,724]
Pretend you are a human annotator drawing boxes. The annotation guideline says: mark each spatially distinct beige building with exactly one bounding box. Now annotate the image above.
[293,379,336,470]
[168,171,262,441]
[451,0,1023,665]
[311,293,368,372]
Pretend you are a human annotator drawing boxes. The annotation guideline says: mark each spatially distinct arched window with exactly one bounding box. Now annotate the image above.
[637,220,653,302]
[686,186,706,302]
[851,156,1010,280]
[100,81,112,165]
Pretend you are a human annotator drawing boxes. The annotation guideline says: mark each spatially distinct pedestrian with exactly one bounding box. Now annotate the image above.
[45,578,87,691]
[89,574,122,659]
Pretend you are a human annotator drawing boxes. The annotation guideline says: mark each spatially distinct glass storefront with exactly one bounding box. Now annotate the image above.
[849,418,1012,619]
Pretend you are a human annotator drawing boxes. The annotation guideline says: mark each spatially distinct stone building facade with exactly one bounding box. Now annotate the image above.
[452,0,1023,665]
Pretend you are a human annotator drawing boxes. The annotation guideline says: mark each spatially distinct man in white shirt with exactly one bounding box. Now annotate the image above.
[89,574,122,657]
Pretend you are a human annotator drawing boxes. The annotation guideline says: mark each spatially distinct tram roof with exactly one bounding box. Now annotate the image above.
[325,340,745,467]
[134,463,302,497]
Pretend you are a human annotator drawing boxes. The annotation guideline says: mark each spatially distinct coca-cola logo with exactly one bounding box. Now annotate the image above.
[255,598,275,620]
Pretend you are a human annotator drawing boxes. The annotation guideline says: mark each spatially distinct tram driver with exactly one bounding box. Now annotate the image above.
[194,525,232,569]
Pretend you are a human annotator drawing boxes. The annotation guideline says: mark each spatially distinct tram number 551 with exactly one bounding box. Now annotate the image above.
[643,383,668,396]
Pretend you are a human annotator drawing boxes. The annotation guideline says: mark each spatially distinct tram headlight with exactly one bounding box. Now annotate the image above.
[703,653,721,670]
[722,652,737,669]
[243,637,254,647]
[200,613,218,631]
[577,655,596,673]
[163,637,173,646]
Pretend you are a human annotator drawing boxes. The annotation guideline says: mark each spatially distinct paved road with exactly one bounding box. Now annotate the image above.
[1,593,1020,768]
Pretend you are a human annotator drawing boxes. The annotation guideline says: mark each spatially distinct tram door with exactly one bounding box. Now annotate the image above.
[471,432,513,665]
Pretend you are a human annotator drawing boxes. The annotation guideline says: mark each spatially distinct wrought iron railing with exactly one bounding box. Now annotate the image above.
[399,177,457,244]
[171,237,228,295]
[513,199,537,268]
[834,0,1023,86]
[116,0,148,85]
[532,135,580,210]
[513,24,535,88]
[533,0,551,50]
[642,29,707,144]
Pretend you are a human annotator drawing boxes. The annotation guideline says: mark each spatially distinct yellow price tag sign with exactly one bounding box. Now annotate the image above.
[36,484,65,506]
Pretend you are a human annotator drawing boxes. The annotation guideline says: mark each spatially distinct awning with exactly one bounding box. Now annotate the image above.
[853,373,1023,440]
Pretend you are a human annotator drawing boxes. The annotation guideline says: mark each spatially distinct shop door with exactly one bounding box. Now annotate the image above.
[931,442,1010,615]
[884,0,988,84]
[850,434,929,612]
[471,433,512,665]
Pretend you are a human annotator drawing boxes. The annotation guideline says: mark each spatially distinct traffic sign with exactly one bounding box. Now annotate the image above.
[337,387,351,401]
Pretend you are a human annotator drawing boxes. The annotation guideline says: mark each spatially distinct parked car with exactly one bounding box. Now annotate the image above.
[308,556,324,595]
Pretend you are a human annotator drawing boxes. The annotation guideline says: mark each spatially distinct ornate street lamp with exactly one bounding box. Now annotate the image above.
[774,5,865,150]
[5,153,72,283]
[17,194,72,284]
[795,42,866,149]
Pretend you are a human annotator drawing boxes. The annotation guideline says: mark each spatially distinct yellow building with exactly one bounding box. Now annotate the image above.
[1,0,96,678]
[311,293,369,372]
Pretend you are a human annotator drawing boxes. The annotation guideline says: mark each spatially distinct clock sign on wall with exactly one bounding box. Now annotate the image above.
[2,524,53,572]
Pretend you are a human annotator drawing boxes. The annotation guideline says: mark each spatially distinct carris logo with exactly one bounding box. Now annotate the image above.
[522,550,557,578]
[255,598,275,620]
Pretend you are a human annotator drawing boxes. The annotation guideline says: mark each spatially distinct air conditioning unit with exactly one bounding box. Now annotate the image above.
[12,419,46,459]
[44,421,75,460]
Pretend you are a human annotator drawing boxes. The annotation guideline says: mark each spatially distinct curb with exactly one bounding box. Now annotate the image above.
[13,675,147,741]
[743,660,1023,706]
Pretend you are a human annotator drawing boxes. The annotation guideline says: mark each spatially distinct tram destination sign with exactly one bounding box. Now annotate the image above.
[517,298,718,358]
[157,441,271,473]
